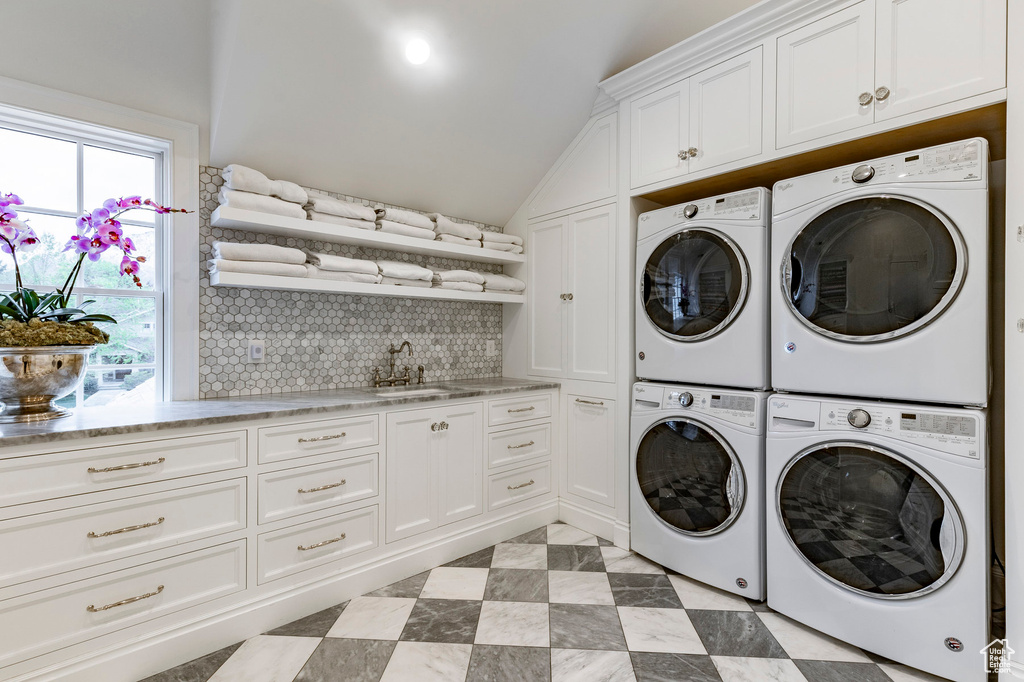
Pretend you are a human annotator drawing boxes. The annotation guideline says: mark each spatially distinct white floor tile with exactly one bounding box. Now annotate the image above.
[325,596,416,640]
[208,635,319,682]
[712,656,809,682]
[877,662,950,681]
[418,567,489,600]
[547,524,599,545]
[490,543,548,570]
[475,600,550,647]
[380,641,473,682]
[756,612,871,663]
[600,547,665,574]
[551,648,636,682]
[617,606,706,654]
[548,571,615,605]
[668,575,753,611]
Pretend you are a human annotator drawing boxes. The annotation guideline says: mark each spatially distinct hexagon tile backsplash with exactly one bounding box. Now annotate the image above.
[198,166,504,398]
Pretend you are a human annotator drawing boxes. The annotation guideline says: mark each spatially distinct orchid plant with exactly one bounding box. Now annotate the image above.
[0,191,187,330]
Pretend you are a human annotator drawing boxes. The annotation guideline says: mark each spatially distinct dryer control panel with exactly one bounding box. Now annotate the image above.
[818,403,980,460]
[633,384,758,429]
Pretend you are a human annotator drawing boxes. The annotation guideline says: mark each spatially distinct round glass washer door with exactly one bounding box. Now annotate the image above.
[783,195,967,343]
[776,441,965,599]
[635,418,745,536]
[642,228,749,342]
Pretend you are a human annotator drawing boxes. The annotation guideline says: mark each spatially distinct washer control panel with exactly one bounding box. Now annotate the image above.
[633,384,759,428]
[670,188,762,222]
[819,403,980,459]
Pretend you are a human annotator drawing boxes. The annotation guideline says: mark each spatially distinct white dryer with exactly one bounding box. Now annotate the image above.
[766,394,988,682]
[636,187,770,390]
[770,138,989,406]
[630,381,767,599]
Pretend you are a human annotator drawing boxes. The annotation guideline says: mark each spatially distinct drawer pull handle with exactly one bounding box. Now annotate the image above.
[508,440,536,450]
[298,432,346,444]
[88,517,165,538]
[298,479,346,494]
[508,479,535,491]
[298,533,346,552]
[87,457,165,474]
[507,406,535,413]
[575,398,605,406]
[87,585,164,612]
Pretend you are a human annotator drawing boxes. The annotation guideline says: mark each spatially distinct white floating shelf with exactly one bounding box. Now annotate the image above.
[210,271,525,304]
[211,206,526,266]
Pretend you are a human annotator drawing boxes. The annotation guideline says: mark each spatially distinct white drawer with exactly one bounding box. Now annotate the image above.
[257,505,377,584]
[487,393,552,427]
[258,414,378,464]
[488,423,552,469]
[0,479,245,589]
[258,454,378,524]
[0,540,245,670]
[0,430,247,509]
[487,460,552,511]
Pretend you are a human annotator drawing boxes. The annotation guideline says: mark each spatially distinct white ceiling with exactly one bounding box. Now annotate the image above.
[2,0,760,226]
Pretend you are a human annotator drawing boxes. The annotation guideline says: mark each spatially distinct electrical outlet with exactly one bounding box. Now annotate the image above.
[247,339,266,364]
[486,339,497,357]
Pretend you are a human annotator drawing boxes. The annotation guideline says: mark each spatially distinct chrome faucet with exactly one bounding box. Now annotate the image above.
[373,341,414,387]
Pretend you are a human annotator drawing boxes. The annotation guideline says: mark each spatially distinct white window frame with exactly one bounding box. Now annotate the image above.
[0,75,200,400]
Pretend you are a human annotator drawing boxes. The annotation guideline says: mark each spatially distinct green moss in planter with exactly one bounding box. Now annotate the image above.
[0,318,109,347]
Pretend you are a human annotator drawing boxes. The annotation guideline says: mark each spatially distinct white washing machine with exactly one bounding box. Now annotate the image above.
[636,187,770,390]
[630,381,767,599]
[770,138,989,406]
[766,394,988,682]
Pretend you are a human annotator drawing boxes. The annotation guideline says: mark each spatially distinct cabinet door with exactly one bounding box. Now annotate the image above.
[437,403,484,527]
[386,409,438,542]
[689,47,763,173]
[528,216,567,377]
[776,1,875,148]
[565,395,615,508]
[873,0,1006,122]
[630,80,689,188]
[566,205,615,383]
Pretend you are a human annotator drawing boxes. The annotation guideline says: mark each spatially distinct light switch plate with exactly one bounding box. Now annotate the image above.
[486,340,497,356]
[248,339,266,363]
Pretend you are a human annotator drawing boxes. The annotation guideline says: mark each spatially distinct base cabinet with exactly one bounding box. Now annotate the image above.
[565,395,615,508]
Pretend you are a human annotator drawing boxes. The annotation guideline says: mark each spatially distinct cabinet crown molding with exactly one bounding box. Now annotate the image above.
[598,0,851,102]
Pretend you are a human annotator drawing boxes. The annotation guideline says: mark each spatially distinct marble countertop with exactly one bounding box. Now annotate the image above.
[0,377,559,450]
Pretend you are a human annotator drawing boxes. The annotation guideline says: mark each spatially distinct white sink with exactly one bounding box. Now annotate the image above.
[370,385,451,397]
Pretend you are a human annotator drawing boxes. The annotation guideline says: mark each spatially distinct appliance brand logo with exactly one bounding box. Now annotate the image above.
[965,173,979,180]
[634,386,646,394]
[640,215,648,221]
[772,400,789,410]
[776,182,794,192]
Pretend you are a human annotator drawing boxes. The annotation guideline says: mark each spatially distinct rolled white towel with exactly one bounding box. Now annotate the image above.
[305,193,377,222]
[436,234,482,248]
[209,259,308,278]
[433,270,486,285]
[269,180,307,205]
[213,241,306,264]
[222,164,273,196]
[432,281,484,292]
[305,264,381,284]
[218,188,307,220]
[381,276,432,288]
[307,211,376,231]
[378,219,435,240]
[482,273,526,292]
[429,214,482,240]
[482,241,524,254]
[303,251,379,275]
[481,231,523,246]
[378,260,433,281]
[375,207,434,230]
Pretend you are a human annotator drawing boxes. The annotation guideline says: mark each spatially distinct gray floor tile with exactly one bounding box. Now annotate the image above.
[445,547,495,569]
[793,660,892,682]
[293,638,395,682]
[265,602,348,638]
[630,652,723,682]
[609,574,683,608]
[688,610,787,658]
[399,598,482,644]
[365,572,430,598]
[598,537,615,547]
[549,603,627,651]
[483,568,549,602]
[505,527,548,544]
[466,645,550,682]
[548,545,606,572]
[139,642,242,682]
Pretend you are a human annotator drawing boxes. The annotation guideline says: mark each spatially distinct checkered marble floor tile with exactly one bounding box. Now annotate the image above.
[141,523,948,682]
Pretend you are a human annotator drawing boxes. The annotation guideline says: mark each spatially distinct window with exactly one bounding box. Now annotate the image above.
[0,123,166,408]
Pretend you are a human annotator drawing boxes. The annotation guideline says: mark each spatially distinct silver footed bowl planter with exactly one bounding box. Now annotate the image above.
[0,345,93,422]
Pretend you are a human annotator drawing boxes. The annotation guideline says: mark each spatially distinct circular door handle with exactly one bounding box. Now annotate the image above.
[858,92,874,106]
[677,150,688,160]
[566,293,573,301]
[431,422,439,431]
[874,86,891,101]
[687,147,698,158]
[559,294,566,300]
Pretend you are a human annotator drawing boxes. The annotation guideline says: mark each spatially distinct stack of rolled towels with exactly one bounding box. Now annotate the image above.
[481,231,524,254]
[432,270,485,292]
[481,273,527,294]
[375,207,436,240]
[209,242,308,278]
[304,192,377,231]
[378,260,434,288]
[304,251,381,284]
[218,165,308,220]
[429,214,482,248]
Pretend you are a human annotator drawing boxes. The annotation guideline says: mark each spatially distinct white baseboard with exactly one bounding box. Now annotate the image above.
[14,500,559,682]
[557,498,629,549]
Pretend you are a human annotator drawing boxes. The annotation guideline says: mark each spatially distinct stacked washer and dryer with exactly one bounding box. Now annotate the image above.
[631,139,991,682]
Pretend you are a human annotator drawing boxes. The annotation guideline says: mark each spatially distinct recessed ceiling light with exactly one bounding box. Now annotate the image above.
[405,38,431,65]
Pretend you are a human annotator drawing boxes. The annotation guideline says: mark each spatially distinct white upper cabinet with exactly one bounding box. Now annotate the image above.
[630,81,689,188]
[529,112,617,220]
[528,217,567,377]
[688,47,763,174]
